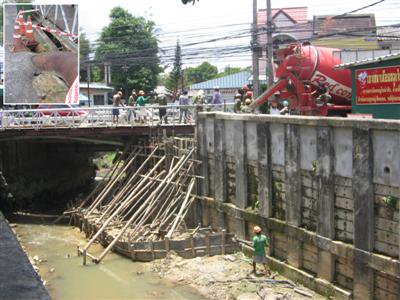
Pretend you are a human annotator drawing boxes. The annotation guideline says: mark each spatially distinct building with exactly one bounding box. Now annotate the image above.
[336,52,400,119]
[312,14,378,49]
[189,71,255,102]
[257,7,312,74]
[79,82,114,106]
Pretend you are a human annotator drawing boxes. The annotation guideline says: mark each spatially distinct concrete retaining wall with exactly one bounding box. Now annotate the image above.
[197,112,400,300]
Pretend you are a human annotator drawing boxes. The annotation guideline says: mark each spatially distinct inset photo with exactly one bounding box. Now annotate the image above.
[4,4,78,104]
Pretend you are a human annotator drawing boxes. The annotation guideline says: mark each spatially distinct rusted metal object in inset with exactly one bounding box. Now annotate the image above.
[31,52,77,87]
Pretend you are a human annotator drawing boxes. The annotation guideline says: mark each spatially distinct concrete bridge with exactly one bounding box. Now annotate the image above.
[0,105,200,145]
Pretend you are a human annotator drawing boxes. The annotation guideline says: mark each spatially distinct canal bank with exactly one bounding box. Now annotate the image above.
[0,212,50,300]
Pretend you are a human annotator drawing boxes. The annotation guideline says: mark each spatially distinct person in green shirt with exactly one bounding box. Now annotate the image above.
[136,90,150,123]
[252,226,270,275]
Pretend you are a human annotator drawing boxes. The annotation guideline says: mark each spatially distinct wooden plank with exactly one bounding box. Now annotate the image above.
[336,261,354,278]
[375,273,400,294]
[375,217,399,234]
[334,185,353,199]
[334,176,353,187]
[374,241,398,258]
[335,219,354,234]
[335,230,353,243]
[335,209,354,222]
[374,288,399,300]
[375,206,399,222]
[374,184,400,198]
[301,175,318,189]
[375,229,399,246]
[303,187,317,200]
[302,196,317,210]
[302,259,317,273]
[303,242,318,253]
[335,197,354,211]
[335,273,353,290]
[303,250,318,262]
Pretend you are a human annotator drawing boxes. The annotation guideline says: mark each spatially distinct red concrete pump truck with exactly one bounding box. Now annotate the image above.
[252,43,353,116]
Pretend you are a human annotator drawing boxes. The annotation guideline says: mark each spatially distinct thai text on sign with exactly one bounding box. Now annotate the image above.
[355,66,400,105]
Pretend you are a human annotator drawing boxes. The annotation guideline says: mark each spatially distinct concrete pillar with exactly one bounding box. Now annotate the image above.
[214,119,226,229]
[284,124,302,268]
[197,118,210,226]
[352,128,374,300]
[257,123,273,217]
[234,120,247,239]
[316,127,335,282]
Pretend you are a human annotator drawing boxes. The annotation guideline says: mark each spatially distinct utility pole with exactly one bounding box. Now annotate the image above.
[266,0,274,87]
[122,65,129,102]
[251,0,260,98]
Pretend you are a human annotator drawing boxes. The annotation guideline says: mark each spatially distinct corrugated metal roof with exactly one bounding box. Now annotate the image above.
[79,82,114,90]
[189,71,251,90]
[335,52,400,69]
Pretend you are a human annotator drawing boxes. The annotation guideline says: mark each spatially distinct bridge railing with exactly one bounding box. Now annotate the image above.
[0,104,234,130]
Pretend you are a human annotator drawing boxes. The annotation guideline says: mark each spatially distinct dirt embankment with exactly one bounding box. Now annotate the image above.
[151,252,326,300]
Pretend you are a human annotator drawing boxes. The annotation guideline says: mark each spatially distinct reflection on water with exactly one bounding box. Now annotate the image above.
[15,224,203,300]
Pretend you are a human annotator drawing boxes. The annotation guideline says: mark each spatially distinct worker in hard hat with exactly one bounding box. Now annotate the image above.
[241,98,253,113]
[252,226,270,276]
[233,93,242,113]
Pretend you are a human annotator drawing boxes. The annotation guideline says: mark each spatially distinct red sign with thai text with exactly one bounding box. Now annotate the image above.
[355,66,400,105]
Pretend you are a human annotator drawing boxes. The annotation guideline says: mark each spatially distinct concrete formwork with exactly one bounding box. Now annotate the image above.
[197,112,400,300]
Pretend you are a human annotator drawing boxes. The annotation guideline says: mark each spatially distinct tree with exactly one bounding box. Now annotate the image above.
[184,62,218,86]
[79,31,91,61]
[95,7,161,93]
[166,40,183,93]
[79,31,92,81]
[215,65,250,78]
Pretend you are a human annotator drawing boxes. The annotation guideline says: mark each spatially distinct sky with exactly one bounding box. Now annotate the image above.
[35,0,400,70]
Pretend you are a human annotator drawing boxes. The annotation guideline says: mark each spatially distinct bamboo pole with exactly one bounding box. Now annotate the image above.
[85,148,141,217]
[80,156,166,257]
[93,149,194,263]
[165,178,195,239]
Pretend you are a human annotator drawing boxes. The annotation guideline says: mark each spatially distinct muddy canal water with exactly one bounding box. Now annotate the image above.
[15,224,204,299]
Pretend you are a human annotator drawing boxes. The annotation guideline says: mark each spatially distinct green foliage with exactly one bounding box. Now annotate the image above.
[184,62,218,86]
[79,31,91,61]
[311,160,318,176]
[95,6,161,92]
[383,195,397,209]
[165,40,183,93]
[214,65,250,79]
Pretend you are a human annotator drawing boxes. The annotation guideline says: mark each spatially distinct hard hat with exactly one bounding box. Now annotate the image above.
[138,90,145,95]
[235,93,242,98]
[283,100,289,107]
[246,91,253,97]
[253,226,262,233]
[242,85,249,91]
[245,98,252,105]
